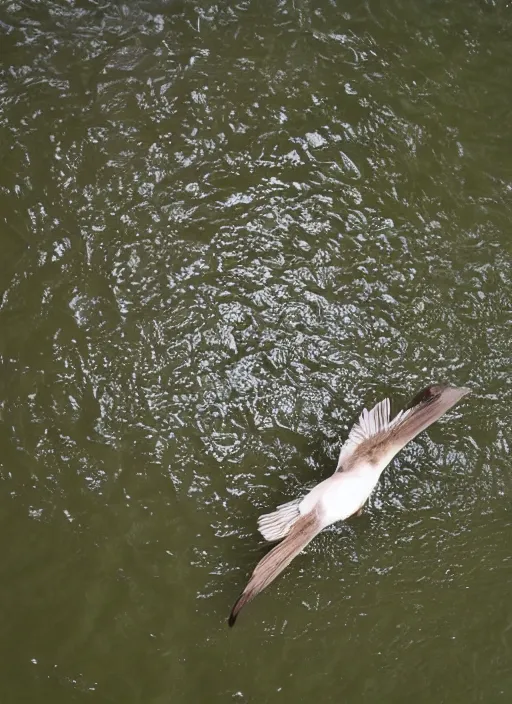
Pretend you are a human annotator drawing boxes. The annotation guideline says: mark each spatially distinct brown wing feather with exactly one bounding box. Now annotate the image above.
[228,511,321,627]
[350,384,470,466]
[389,384,470,449]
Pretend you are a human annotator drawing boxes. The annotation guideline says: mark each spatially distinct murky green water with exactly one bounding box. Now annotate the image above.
[1,0,511,701]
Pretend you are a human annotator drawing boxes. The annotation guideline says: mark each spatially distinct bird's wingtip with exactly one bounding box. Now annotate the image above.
[228,599,242,627]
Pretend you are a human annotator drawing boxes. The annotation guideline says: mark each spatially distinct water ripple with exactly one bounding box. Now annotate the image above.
[1,0,512,700]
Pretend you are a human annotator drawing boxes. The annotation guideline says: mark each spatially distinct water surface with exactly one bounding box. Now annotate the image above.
[1,1,511,702]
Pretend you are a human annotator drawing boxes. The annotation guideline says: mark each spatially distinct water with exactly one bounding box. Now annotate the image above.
[0,0,511,701]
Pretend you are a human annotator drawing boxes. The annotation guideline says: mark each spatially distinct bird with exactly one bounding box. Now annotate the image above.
[228,383,470,626]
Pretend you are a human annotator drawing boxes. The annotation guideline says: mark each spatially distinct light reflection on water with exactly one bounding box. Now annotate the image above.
[0,0,511,701]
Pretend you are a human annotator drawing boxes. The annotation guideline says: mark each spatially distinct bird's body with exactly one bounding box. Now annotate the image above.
[300,465,376,526]
[228,384,470,626]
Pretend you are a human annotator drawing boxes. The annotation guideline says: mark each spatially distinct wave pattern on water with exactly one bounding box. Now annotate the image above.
[0,0,512,701]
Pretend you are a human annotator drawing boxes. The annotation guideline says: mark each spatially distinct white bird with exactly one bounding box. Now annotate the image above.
[229,384,471,626]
